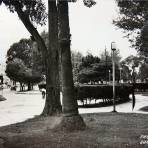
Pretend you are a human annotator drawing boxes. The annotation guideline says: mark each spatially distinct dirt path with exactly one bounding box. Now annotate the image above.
[0,113,148,148]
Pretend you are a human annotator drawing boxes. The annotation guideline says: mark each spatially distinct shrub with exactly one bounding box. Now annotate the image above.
[74,84,133,105]
[37,83,133,106]
[134,83,148,92]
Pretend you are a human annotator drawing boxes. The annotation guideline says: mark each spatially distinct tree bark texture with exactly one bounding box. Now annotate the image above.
[42,0,62,115]
[56,0,86,131]
[58,0,79,116]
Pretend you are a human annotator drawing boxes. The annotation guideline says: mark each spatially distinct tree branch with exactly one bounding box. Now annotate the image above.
[14,5,48,56]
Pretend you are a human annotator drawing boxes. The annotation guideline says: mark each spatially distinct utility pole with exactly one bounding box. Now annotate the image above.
[105,46,107,84]
[111,42,117,113]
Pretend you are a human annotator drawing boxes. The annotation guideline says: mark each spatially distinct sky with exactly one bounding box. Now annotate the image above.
[0,0,137,64]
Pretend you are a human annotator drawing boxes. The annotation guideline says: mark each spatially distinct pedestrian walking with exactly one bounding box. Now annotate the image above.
[41,88,46,99]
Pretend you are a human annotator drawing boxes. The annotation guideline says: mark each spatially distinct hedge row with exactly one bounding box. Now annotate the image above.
[38,83,133,105]
[74,84,133,104]
[133,83,148,92]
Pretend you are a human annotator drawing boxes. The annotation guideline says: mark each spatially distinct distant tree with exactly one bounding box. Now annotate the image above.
[71,51,83,83]
[120,62,131,82]
[6,39,43,91]
[78,53,101,83]
[123,55,141,68]
[80,52,100,68]
[138,62,148,82]
[121,55,143,83]
[93,62,112,82]
[6,58,42,91]
[99,49,121,65]
[78,67,99,84]
[100,50,112,63]
[79,62,122,84]
[77,51,122,84]
[6,58,25,83]
[99,49,121,82]
[6,39,32,67]
[71,51,83,67]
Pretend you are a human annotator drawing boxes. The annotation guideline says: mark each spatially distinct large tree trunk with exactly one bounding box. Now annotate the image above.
[15,3,61,116]
[42,0,62,115]
[57,0,86,131]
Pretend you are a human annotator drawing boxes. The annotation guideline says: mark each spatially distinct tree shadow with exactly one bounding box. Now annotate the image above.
[139,106,148,112]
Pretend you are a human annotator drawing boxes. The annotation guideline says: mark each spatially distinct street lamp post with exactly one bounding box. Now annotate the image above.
[119,67,122,83]
[109,70,111,83]
[111,42,117,112]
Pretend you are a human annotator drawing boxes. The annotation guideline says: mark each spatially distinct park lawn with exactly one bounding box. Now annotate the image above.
[0,112,148,148]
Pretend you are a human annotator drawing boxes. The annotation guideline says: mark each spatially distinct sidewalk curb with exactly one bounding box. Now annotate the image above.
[15,91,41,95]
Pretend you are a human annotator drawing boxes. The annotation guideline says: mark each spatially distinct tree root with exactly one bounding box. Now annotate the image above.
[53,114,86,132]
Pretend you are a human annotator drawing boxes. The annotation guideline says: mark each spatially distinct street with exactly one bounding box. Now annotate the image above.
[0,88,148,127]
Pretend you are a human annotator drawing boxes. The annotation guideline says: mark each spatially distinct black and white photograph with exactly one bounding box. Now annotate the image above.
[0,0,148,147]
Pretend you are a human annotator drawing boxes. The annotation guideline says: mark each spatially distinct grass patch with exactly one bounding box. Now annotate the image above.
[0,113,148,148]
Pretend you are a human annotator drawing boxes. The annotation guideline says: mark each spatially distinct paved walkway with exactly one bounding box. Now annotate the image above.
[0,89,44,126]
[0,88,148,127]
[79,94,148,114]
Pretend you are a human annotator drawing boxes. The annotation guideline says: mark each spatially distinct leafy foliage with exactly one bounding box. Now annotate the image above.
[120,62,131,82]
[71,51,83,83]
[134,83,148,91]
[77,53,100,83]
[80,53,100,68]
[100,49,121,65]
[6,38,43,84]
[114,0,148,52]
[78,50,122,84]
[7,39,33,67]
[6,58,42,84]
[121,55,147,82]
[78,67,99,83]
[140,23,148,56]
[83,0,96,8]
[138,63,148,82]
[122,55,141,68]
[114,0,146,31]
[0,0,47,26]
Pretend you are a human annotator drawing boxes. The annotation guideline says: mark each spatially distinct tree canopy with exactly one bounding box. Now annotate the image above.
[7,39,33,67]
[0,0,47,26]
[120,55,146,82]
[6,38,42,85]
[138,62,148,82]
[77,52,121,84]
[80,53,100,68]
[6,58,41,82]
[114,0,148,54]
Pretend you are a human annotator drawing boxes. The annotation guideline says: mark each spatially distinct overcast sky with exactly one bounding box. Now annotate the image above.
[0,0,137,64]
